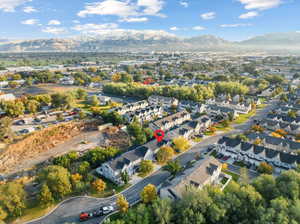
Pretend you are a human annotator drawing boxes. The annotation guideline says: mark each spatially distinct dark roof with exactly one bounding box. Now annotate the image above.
[241,142,253,152]
[265,148,279,159]
[225,137,241,148]
[108,146,150,171]
[253,145,265,155]
[280,152,300,164]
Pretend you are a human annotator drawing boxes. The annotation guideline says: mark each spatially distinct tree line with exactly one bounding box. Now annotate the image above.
[107,169,300,224]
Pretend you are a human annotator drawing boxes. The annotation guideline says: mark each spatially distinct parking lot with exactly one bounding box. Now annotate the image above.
[12,110,78,135]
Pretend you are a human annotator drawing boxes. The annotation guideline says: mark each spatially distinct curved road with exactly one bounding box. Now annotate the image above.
[27,101,276,224]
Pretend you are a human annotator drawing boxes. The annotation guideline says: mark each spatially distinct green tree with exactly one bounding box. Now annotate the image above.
[26,99,40,114]
[0,181,26,217]
[78,161,90,175]
[1,101,25,117]
[139,160,154,177]
[0,206,7,221]
[38,165,72,199]
[121,171,130,185]
[152,199,173,224]
[257,162,273,174]
[163,160,182,177]
[90,95,100,106]
[39,184,54,207]
[76,88,87,100]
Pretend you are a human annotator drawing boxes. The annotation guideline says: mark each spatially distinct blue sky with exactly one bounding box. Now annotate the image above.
[0,0,299,41]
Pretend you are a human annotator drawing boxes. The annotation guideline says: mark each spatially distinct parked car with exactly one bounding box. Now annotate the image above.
[101,205,114,215]
[79,212,93,222]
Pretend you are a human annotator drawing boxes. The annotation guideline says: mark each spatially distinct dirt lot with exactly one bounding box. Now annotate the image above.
[0,122,85,174]
[0,124,130,176]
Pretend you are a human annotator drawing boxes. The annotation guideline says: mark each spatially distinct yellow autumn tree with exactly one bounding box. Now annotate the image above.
[112,73,121,82]
[140,184,157,204]
[116,194,129,213]
[156,146,174,164]
[173,136,190,153]
[92,179,106,192]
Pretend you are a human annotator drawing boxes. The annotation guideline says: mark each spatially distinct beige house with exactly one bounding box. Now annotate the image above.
[160,157,222,200]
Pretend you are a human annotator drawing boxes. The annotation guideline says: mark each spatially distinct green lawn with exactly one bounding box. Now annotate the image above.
[210,150,218,157]
[192,137,203,143]
[215,123,233,132]
[233,161,247,167]
[223,170,240,182]
[234,110,256,124]
[257,104,267,109]
[8,203,56,224]
[204,130,215,136]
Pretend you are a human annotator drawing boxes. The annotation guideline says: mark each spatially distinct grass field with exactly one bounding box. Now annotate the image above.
[223,170,240,182]
[234,110,256,124]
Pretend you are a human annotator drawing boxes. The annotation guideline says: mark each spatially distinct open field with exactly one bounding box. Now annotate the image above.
[2,84,98,97]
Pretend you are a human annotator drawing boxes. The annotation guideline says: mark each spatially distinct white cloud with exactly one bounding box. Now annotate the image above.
[137,0,165,17]
[238,0,282,11]
[72,20,80,24]
[193,26,205,31]
[296,31,300,33]
[78,0,136,17]
[42,27,66,34]
[23,6,37,13]
[179,1,188,8]
[120,17,148,22]
[21,19,38,25]
[72,23,119,34]
[0,0,31,12]
[170,26,179,31]
[201,12,216,20]
[239,11,259,19]
[77,0,165,18]
[220,23,252,28]
[48,20,61,25]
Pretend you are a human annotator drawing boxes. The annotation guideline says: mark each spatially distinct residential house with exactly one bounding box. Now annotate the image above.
[112,100,149,115]
[246,132,300,152]
[178,101,206,113]
[98,95,111,105]
[124,105,163,123]
[205,104,238,119]
[160,157,222,200]
[260,119,300,135]
[149,111,191,131]
[148,95,179,108]
[96,145,154,184]
[59,76,75,85]
[217,136,300,172]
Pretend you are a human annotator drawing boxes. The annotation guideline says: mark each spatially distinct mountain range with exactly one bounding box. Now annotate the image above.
[0,31,299,53]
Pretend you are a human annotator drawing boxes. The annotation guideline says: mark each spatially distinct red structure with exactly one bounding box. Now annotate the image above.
[154,129,165,143]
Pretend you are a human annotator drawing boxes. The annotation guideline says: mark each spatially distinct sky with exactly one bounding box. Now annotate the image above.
[0,0,299,41]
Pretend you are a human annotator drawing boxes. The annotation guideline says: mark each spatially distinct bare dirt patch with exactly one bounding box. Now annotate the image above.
[0,122,85,174]
[101,126,130,150]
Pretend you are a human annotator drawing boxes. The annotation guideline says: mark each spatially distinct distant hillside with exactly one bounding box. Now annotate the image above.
[0,31,299,53]
[238,32,300,51]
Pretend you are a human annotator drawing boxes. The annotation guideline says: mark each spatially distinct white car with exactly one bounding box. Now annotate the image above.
[101,205,114,215]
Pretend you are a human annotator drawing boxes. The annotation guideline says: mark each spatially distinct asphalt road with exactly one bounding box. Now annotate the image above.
[26,101,276,224]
